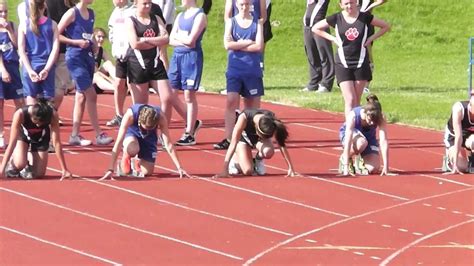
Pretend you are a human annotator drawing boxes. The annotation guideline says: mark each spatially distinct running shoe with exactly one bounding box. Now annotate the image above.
[69,135,92,146]
[213,138,230,150]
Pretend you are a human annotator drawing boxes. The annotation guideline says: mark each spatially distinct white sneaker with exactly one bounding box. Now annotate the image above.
[96,132,113,145]
[228,158,241,175]
[69,135,92,146]
[220,89,227,95]
[20,164,34,179]
[316,84,330,93]
[0,136,5,149]
[253,157,266,176]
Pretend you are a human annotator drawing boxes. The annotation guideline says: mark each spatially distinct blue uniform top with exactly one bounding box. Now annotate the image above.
[339,106,377,142]
[0,22,19,62]
[127,104,161,143]
[64,7,94,57]
[25,18,54,66]
[231,0,261,19]
[173,8,206,53]
[226,17,262,77]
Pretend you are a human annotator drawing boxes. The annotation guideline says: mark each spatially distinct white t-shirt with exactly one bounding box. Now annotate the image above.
[152,0,175,25]
[17,2,27,23]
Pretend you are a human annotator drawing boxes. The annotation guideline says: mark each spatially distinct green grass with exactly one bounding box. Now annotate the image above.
[8,0,474,130]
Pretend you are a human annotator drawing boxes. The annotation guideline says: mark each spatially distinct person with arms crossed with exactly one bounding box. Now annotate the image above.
[214,0,264,150]
[0,0,24,149]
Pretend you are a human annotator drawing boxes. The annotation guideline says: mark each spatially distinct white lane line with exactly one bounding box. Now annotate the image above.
[380,219,474,266]
[398,228,409,233]
[0,188,243,261]
[305,239,317,243]
[353,251,364,256]
[437,207,447,211]
[0,226,120,265]
[382,224,392,228]
[452,210,462,214]
[370,256,381,260]
[198,178,349,218]
[84,178,294,236]
[243,187,474,265]
[412,232,424,236]
[423,203,432,207]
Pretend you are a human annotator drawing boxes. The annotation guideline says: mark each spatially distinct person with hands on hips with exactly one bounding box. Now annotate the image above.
[214,109,296,178]
[101,104,191,180]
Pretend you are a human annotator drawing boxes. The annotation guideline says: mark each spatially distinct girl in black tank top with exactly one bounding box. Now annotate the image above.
[0,100,72,179]
[214,108,296,178]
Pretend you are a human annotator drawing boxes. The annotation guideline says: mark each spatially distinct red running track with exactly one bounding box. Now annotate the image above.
[1,92,473,265]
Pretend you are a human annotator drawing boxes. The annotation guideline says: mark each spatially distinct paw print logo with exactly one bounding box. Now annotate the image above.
[143,29,156,37]
[345,27,359,41]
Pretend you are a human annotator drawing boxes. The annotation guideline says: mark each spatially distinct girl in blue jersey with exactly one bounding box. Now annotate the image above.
[0,99,72,180]
[339,94,392,176]
[101,104,190,179]
[312,0,389,117]
[224,0,266,22]
[214,108,296,178]
[214,0,264,150]
[126,0,175,123]
[168,0,207,146]
[17,0,59,105]
[0,0,25,149]
[58,0,113,147]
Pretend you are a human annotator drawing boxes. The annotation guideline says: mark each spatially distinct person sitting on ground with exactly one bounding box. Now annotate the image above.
[101,104,190,179]
[443,92,474,174]
[214,108,296,178]
[92,27,116,93]
[0,99,72,180]
[339,94,392,176]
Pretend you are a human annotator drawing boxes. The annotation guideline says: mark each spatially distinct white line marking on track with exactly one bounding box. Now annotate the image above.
[398,228,409,233]
[0,188,243,261]
[452,210,462,214]
[370,256,381,260]
[243,187,474,265]
[199,178,349,218]
[382,224,392,228]
[0,226,121,265]
[353,251,364,256]
[413,232,424,236]
[437,207,447,211]
[305,239,317,243]
[84,178,294,236]
[380,219,474,266]
[423,203,432,207]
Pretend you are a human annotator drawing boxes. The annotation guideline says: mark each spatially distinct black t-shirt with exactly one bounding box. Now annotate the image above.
[46,0,70,53]
[326,12,373,68]
[150,3,166,24]
[241,109,275,146]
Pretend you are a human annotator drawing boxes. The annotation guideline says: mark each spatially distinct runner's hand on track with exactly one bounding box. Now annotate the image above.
[213,170,229,179]
[178,168,191,178]
[286,168,297,177]
[60,170,73,181]
[99,169,115,180]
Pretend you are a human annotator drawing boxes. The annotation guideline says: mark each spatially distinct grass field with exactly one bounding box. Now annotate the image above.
[7,0,474,130]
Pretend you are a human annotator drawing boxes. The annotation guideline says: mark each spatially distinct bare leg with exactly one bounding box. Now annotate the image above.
[224,92,240,140]
[71,91,86,137]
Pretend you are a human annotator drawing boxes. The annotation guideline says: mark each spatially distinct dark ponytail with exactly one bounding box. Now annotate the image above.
[364,94,383,126]
[257,113,289,147]
[31,98,54,125]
